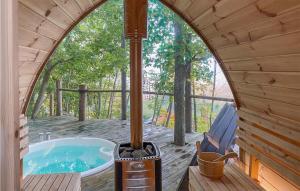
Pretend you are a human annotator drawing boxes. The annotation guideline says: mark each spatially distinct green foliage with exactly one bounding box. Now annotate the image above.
[50,0,128,88]
[29,0,218,126]
[144,0,213,93]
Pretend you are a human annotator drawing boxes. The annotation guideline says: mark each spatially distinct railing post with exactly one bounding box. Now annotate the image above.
[49,93,54,116]
[79,84,88,121]
[56,80,62,116]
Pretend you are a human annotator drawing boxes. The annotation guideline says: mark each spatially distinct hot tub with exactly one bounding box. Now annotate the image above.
[23,137,115,177]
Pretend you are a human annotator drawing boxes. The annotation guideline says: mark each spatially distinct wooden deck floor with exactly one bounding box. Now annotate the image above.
[28,116,203,191]
[23,173,81,191]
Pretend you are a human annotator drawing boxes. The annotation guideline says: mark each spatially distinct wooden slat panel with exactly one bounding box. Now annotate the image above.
[19,115,27,127]
[19,28,56,52]
[19,87,29,101]
[239,93,300,122]
[202,1,300,39]
[184,0,216,20]
[217,31,300,60]
[20,147,29,160]
[20,136,29,149]
[237,138,300,188]
[26,175,43,191]
[75,0,94,11]
[240,106,300,129]
[208,7,300,48]
[193,0,256,29]
[91,0,105,5]
[259,164,300,191]
[19,74,36,88]
[237,120,300,159]
[237,129,300,173]
[234,83,300,106]
[238,108,300,142]
[40,174,58,190]
[23,175,34,189]
[19,62,41,75]
[223,54,300,72]
[209,4,271,34]
[57,174,73,191]
[49,174,65,190]
[20,0,73,29]
[53,0,82,21]
[18,3,64,40]
[65,174,81,191]
[24,174,81,191]
[19,126,29,138]
[32,175,50,191]
[189,164,264,191]
[19,46,48,62]
[256,0,300,15]
[229,71,300,89]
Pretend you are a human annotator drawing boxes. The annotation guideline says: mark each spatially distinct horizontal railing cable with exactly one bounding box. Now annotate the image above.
[59,88,234,102]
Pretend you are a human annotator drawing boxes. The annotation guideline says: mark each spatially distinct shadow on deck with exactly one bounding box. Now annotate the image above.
[28,116,203,191]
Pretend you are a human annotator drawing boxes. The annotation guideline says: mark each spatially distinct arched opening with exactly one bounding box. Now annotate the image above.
[22,2,236,190]
[1,0,299,190]
[20,0,238,113]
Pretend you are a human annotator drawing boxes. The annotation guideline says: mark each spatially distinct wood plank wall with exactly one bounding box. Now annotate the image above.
[162,0,300,188]
[1,0,21,190]
[17,0,300,188]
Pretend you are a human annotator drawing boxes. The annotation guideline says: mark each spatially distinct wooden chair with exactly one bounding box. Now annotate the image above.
[200,103,238,155]
[177,103,238,191]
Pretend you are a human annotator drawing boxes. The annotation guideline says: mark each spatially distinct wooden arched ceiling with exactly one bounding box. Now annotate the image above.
[18,0,300,187]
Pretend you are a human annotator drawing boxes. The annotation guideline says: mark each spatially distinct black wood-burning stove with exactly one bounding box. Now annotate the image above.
[114,142,162,191]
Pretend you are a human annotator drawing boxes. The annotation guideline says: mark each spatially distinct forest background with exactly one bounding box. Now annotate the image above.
[27,0,233,133]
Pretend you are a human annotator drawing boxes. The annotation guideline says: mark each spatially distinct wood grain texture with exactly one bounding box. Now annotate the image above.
[0,0,21,190]
[189,164,264,191]
[237,106,300,188]
[23,173,81,191]
[14,0,300,188]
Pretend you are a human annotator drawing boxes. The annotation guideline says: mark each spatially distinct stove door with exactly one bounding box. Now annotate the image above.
[122,160,155,191]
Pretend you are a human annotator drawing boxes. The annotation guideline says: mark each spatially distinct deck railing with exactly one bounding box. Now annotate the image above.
[51,81,234,131]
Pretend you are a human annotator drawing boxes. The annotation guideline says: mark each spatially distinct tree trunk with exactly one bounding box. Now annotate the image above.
[185,33,192,133]
[174,19,186,146]
[31,63,54,119]
[56,80,62,116]
[151,94,159,124]
[49,93,54,116]
[209,60,217,127]
[155,94,165,125]
[121,32,127,120]
[165,98,173,128]
[107,71,118,119]
[64,73,71,114]
[193,80,198,131]
[102,77,110,116]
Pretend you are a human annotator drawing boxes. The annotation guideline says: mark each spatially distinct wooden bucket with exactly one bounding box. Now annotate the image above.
[197,152,224,179]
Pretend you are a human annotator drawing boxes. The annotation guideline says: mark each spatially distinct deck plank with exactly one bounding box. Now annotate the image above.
[27,116,203,191]
[24,173,80,191]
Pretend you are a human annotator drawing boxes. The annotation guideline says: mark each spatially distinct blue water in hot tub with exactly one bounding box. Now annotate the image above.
[23,141,114,176]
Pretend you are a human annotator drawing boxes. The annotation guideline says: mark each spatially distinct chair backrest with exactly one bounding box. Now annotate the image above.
[207,103,238,154]
[209,103,236,142]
